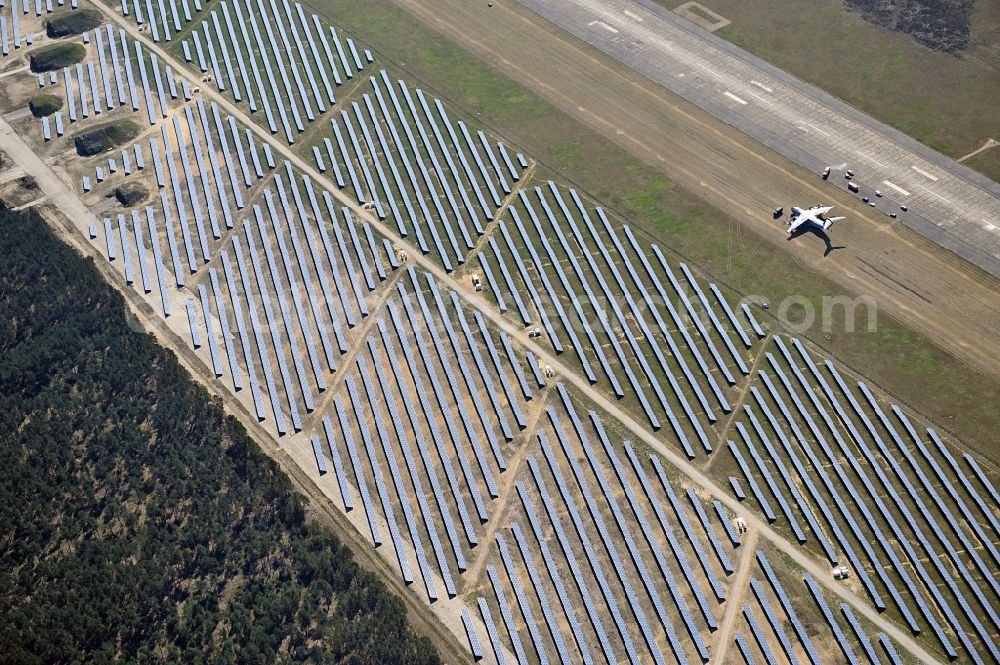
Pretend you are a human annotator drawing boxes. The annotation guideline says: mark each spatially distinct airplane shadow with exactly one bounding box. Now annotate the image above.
[787,226,845,257]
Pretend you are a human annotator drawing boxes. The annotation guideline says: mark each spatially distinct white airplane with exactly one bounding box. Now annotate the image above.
[786,205,845,235]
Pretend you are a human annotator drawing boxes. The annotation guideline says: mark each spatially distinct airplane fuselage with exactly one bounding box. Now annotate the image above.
[786,205,844,234]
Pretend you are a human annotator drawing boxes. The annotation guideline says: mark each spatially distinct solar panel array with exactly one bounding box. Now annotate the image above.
[179,1,365,145]
[46,8,997,663]
[727,333,1000,662]
[120,0,206,44]
[466,384,739,665]
[477,182,763,458]
[39,25,192,138]
[314,71,520,272]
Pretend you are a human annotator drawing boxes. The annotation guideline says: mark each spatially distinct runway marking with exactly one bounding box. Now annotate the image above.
[623,9,644,21]
[750,80,773,93]
[724,91,747,105]
[803,122,830,137]
[911,165,939,181]
[854,150,887,168]
[915,182,951,204]
[745,91,773,107]
[882,180,911,196]
[588,20,619,34]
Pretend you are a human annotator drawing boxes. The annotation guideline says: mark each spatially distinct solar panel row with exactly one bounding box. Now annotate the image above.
[220,249,267,421]
[735,417,807,542]
[755,550,821,665]
[345,369,412,584]
[515,495,593,664]
[651,454,726,603]
[477,596,509,665]
[525,454,615,664]
[830,375,999,657]
[599,418,707,660]
[385,299,478,550]
[771,338,909,617]
[620,225,729,414]
[574,193,714,451]
[494,531,553,665]
[544,400,663,665]
[748,577,799,665]
[367,332,455,597]
[803,573,857,664]
[625,443,717,629]
[789,339,953,650]
[583,406,699,664]
[475,312,527,429]
[758,357,883,606]
[486,565,529,665]
[405,274,497,504]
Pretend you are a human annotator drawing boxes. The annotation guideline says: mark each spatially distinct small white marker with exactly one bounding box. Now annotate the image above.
[803,122,830,137]
[911,165,939,181]
[855,150,887,168]
[745,91,773,106]
[623,9,644,21]
[882,180,911,196]
[750,80,773,93]
[588,20,618,34]
[724,91,747,105]
[915,182,951,203]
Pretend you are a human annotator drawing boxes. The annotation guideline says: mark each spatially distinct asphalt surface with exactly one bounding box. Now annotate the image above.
[514,0,1000,278]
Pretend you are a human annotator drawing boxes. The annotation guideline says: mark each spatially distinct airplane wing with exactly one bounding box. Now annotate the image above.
[787,210,818,234]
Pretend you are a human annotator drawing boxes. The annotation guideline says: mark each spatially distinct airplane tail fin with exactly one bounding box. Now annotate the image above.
[823,216,845,230]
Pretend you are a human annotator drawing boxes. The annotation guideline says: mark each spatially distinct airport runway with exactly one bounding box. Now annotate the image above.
[514,0,1000,277]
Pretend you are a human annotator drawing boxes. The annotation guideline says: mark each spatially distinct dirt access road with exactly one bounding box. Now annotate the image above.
[386,0,1000,382]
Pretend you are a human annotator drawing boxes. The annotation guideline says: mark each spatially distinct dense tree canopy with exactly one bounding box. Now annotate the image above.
[0,207,440,665]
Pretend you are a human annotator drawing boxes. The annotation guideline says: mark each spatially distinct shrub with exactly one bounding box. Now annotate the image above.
[29,43,85,72]
[114,182,147,206]
[45,9,102,38]
[72,121,140,156]
[845,0,972,52]
[28,94,63,117]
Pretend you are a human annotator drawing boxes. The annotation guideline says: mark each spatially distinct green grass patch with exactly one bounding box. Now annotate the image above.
[72,121,140,156]
[28,94,62,118]
[961,146,1000,183]
[29,42,85,73]
[45,8,103,38]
